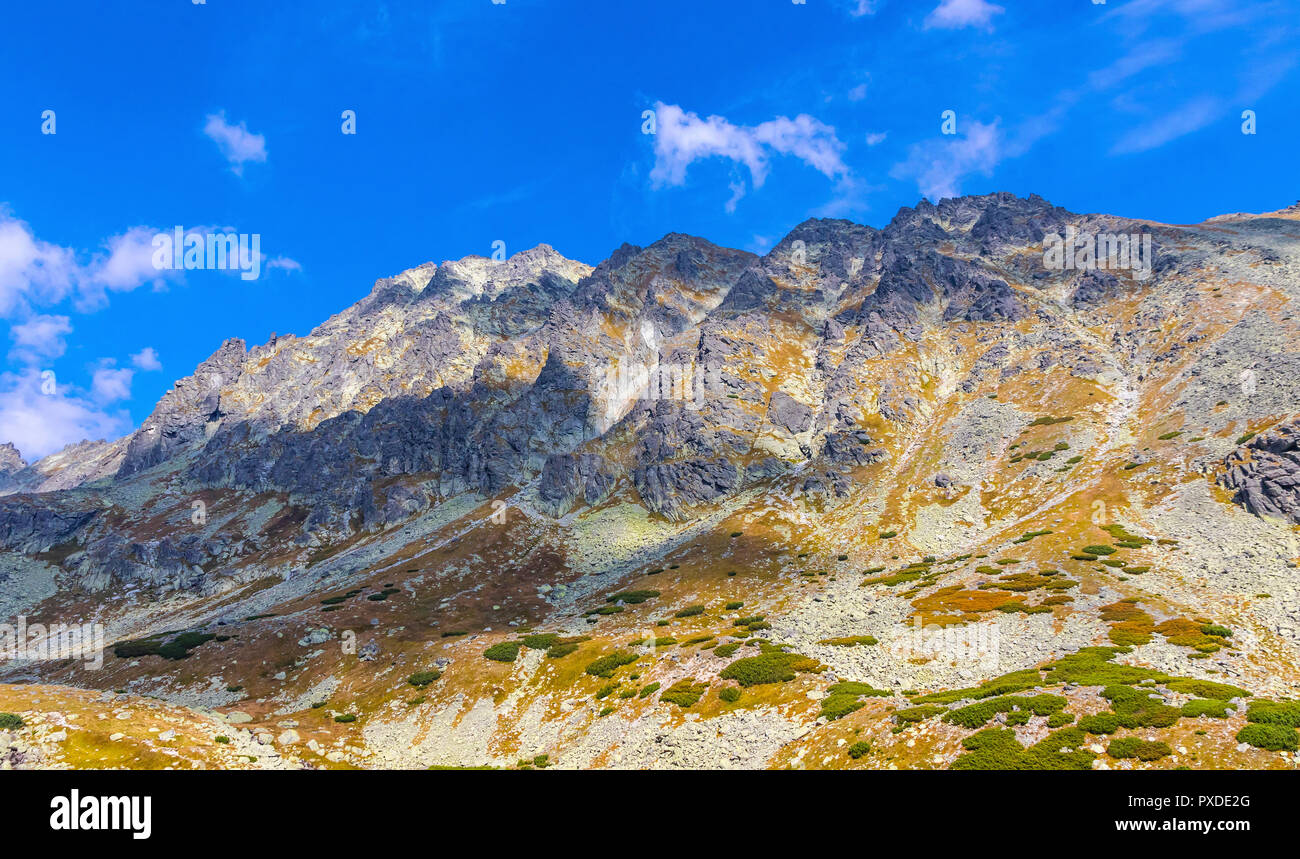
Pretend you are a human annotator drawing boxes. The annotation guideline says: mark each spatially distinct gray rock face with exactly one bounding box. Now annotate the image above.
[120,338,248,478]
[1220,420,1300,524]
[2,192,1296,594]
[537,453,617,518]
[768,391,813,435]
[0,444,25,478]
[0,439,124,497]
[0,496,98,554]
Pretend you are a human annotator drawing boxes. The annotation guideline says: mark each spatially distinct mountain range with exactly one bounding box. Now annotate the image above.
[2,192,1299,770]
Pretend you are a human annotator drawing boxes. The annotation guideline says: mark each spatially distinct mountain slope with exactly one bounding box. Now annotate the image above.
[2,193,1298,770]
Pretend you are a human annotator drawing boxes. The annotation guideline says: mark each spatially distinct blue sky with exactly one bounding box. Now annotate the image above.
[1,0,1297,460]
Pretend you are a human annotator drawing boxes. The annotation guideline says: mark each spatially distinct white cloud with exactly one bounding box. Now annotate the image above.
[90,226,166,290]
[0,368,132,460]
[848,0,879,16]
[77,225,176,311]
[1086,38,1183,91]
[8,314,72,365]
[923,0,1004,30]
[848,83,869,102]
[203,111,268,175]
[0,211,78,318]
[131,347,162,372]
[0,212,185,318]
[267,256,302,273]
[90,361,133,405]
[866,131,888,146]
[1110,95,1224,154]
[649,102,849,210]
[891,119,1003,200]
[0,213,302,319]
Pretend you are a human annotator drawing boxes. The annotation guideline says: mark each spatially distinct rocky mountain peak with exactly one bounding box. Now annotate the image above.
[0,442,26,476]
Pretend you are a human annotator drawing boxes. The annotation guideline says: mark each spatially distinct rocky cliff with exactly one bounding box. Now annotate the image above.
[1,193,1298,771]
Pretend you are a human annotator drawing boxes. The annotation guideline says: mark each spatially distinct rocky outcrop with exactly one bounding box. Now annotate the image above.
[1220,419,1300,524]
[0,443,25,478]
[537,453,618,517]
[0,497,98,554]
[119,338,248,478]
[6,192,1297,593]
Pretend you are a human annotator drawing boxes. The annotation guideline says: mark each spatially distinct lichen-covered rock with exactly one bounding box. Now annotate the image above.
[1220,420,1300,524]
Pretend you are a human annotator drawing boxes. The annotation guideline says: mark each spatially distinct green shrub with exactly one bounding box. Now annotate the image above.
[522,633,559,650]
[821,694,867,721]
[1047,711,1075,728]
[674,605,706,618]
[546,643,580,659]
[895,705,947,725]
[334,714,357,723]
[1101,685,1181,728]
[1236,724,1299,751]
[719,687,741,703]
[713,643,742,658]
[585,651,640,678]
[719,652,821,687]
[944,694,1066,729]
[660,679,708,708]
[1181,699,1232,718]
[483,642,521,663]
[828,682,892,697]
[0,713,25,730]
[1166,678,1248,700]
[606,590,660,604]
[639,682,661,699]
[407,670,442,687]
[115,631,217,661]
[950,727,1093,770]
[1244,700,1300,727]
[630,636,677,648]
[848,741,872,759]
[725,601,744,611]
[1078,712,1121,734]
[1039,647,1167,689]
[1237,696,1300,722]
[214,735,230,744]
[1081,545,1117,556]
[817,635,878,647]
[1108,738,1172,761]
